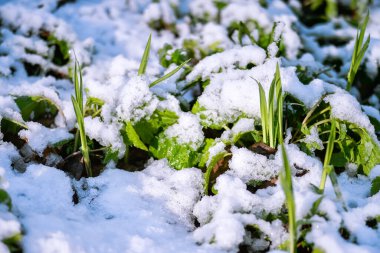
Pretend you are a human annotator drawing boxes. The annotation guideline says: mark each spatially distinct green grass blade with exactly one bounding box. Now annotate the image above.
[319,119,336,192]
[257,81,268,144]
[357,11,369,47]
[324,118,336,168]
[280,144,297,253]
[71,57,92,177]
[277,86,283,145]
[275,64,282,146]
[138,34,152,76]
[149,59,191,87]
[268,76,276,148]
[347,12,370,91]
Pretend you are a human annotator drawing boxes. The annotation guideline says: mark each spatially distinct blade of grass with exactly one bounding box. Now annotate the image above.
[257,81,268,144]
[268,73,276,148]
[274,63,282,146]
[71,57,92,177]
[319,118,336,192]
[138,34,152,76]
[149,59,191,87]
[280,144,297,253]
[347,12,370,91]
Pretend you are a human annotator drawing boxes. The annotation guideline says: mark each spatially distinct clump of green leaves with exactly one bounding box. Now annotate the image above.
[13,95,60,127]
[280,144,297,253]
[307,0,337,20]
[71,56,92,177]
[47,33,71,66]
[256,63,284,148]
[347,12,370,91]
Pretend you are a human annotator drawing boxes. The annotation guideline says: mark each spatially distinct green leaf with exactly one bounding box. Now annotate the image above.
[47,34,70,66]
[134,109,178,145]
[198,138,216,168]
[150,59,191,87]
[312,247,326,253]
[14,95,60,124]
[0,118,27,135]
[124,121,148,151]
[149,133,200,170]
[330,152,348,167]
[138,34,151,76]
[347,12,370,90]
[280,144,297,253]
[0,189,12,210]
[2,233,22,253]
[371,177,380,196]
[257,80,268,144]
[328,121,380,176]
[103,148,119,164]
[353,126,380,175]
[324,119,336,168]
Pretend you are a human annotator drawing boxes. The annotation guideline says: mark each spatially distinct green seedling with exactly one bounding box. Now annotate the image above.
[255,63,283,148]
[138,34,190,87]
[280,143,297,253]
[319,119,336,192]
[347,12,370,91]
[138,34,151,76]
[71,56,92,177]
[150,59,191,87]
[317,118,347,209]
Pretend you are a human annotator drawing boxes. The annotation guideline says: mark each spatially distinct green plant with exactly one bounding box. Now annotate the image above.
[138,34,151,76]
[280,143,297,253]
[138,35,191,87]
[347,12,370,91]
[315,118,346,209]
[71,57,92,177]
[307,0,337,19]
[255,63,283,148]
[319,119,336,192]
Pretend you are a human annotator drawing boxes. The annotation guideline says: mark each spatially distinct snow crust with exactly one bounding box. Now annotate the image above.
[18,122,73,156]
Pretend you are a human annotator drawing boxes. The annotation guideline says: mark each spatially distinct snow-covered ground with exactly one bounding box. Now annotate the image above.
[1,0,380,253]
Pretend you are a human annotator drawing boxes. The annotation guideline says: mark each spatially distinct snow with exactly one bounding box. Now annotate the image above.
[84,117,126,157]
[18,122,73,156]
[325,91,377,138]
[302,126,324,152]
[164,112,204,149]
[4,160,221,253]
[115,76,159,123]
[193,174,286,251]
[228,146,280,183]
[187,45,266,82]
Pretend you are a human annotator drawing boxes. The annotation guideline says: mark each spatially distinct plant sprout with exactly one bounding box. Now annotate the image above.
[347,11,370,91]
[255,63,283,148]
[317,118,347,209]
[138,34,191,87]
[138,34,151,76]
[319,118,336,192]
[71,56,92,177]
